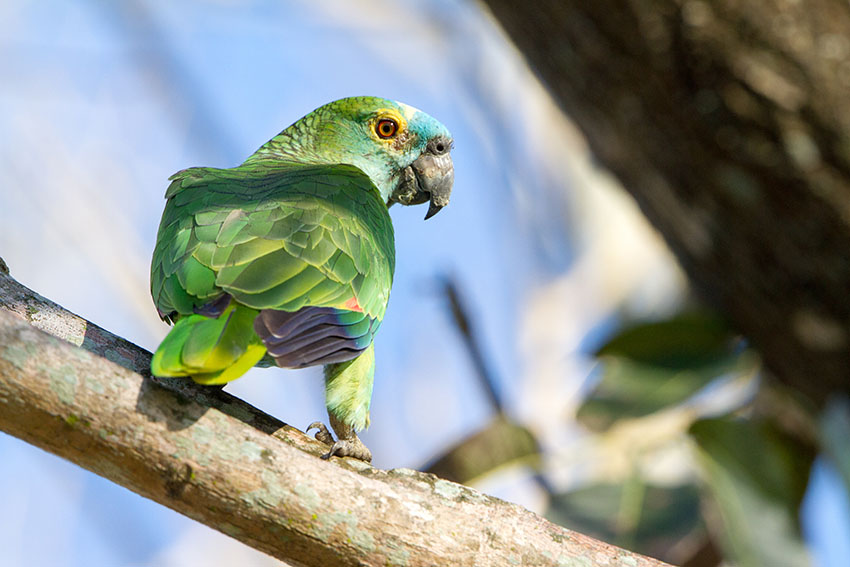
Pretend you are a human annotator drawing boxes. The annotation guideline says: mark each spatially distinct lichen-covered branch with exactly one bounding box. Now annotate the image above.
[481,0,850,405]
[0,268,669,567]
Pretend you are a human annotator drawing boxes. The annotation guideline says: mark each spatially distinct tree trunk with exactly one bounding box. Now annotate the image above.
[480,0,850,405]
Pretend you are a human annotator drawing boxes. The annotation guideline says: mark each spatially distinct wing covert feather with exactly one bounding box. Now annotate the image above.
[150,163,394,320]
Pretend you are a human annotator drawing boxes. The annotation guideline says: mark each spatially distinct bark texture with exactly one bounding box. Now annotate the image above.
[481,0,850,405]
[0,269,670,567]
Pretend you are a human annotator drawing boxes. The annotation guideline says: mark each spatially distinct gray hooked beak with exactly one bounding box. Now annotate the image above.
[390,137,454,219]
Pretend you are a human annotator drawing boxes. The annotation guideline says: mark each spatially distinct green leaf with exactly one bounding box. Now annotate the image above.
[423,415,540,484]
[579,311,756,431]
[576,353,753,432]
[690,417,814,567]
[596,311,737,370]
[546,480,705,563]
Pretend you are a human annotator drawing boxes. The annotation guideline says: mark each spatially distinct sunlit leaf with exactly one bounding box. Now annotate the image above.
[423,415,540,484]
[576,355,748,432]
[546,480,705,563]
[579,311,755,432]
[690,417,814,567]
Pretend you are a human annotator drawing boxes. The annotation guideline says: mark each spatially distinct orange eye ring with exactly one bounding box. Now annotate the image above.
[376,119,398,139]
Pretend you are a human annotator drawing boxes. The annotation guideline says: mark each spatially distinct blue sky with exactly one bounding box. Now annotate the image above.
[0,1,847,565]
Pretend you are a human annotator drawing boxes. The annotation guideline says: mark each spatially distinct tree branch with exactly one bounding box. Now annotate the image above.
[480,0,850,406]
[0,267,670,567]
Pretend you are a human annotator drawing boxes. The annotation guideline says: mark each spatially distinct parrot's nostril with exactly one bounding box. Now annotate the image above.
[429,137,451,156]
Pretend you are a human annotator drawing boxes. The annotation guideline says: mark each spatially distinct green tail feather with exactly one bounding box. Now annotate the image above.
[151,303,267,385]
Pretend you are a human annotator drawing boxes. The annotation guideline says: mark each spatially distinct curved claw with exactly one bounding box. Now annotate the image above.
[306,421,335,445]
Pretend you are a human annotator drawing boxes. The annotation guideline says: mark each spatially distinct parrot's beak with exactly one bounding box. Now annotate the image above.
[414,146,453,220]
[391,137,454,220]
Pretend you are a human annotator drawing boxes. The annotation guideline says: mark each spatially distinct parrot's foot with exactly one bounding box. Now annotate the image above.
[307,421,372,463]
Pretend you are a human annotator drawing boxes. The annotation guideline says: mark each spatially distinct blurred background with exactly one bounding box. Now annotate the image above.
[0,1,847,566]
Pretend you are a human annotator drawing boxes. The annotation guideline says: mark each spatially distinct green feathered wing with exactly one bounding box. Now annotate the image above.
[149,162,395,392]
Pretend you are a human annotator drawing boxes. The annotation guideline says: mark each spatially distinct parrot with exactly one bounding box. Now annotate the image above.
[149,96,453,462]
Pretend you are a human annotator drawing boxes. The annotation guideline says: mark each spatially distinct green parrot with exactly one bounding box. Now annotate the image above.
[150,96,453,462]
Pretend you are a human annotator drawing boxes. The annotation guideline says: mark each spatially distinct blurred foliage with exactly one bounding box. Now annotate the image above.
[435,295,849,566]
[424,415,540,484]
[596,311,736,371]
[577,312,756,432]
[571,311,824,567]
[547,480,704,563]
[571,311,821,567]
[690,417,813,567]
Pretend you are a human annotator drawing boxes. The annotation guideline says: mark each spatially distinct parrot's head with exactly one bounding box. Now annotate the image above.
[252,96,454,219]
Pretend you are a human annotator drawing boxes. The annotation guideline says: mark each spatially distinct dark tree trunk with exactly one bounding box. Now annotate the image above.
[481,0,850,405]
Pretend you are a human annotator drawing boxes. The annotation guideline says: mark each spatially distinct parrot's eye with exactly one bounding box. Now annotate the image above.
[376,119,398,139]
